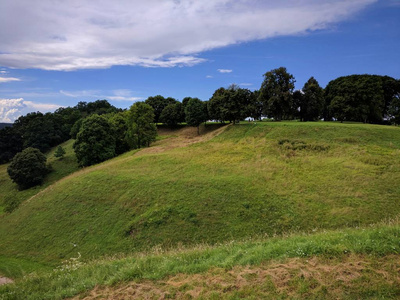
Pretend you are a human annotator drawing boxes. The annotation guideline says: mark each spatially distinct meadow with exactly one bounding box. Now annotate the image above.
[0,121,399,298]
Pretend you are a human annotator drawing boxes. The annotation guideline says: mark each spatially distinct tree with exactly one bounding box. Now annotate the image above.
[299,77,325,121]
[160,102,185,126]
[185,98,206,134]
[127,102,157,148]
[73,115,116,167]
[259,67,296,121]
[325,75,395,123]
[54,146,66,159]
[107,112,131,155]
[207,88,226,122]
[0,126,23,164]
[145,95,177,123]
[7,147,48,190]
[247,90,263,120]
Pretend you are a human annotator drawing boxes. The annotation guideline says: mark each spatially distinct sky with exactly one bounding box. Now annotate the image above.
[0,0,399,122]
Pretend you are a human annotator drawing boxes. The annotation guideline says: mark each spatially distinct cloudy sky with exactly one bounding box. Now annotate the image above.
[0,0,399,122]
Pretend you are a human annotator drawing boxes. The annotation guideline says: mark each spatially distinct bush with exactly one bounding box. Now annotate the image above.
[7,147,49,190]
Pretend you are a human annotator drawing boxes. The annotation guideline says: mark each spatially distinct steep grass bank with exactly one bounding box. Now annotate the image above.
[0,122,399,276]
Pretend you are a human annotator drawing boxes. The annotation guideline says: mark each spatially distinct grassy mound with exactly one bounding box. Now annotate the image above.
[0,122,399,277]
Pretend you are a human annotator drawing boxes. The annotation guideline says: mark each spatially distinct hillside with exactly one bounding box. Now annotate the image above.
[0,121,400,297]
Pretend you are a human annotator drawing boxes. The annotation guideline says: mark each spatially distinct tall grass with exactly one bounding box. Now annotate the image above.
[1,222,399,299]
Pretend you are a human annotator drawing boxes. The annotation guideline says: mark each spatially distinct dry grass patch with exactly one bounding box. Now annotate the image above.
[73,254,400,299]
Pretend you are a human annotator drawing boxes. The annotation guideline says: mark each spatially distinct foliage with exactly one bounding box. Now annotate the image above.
[145,95,177,123]
[185,98,206,134]
[7,147,49,190]
[208,84,252,124]
[160,102,185,126]
[70,118,83,139]
[298,77,325,121]
[107,112,131,155]
[259,67,296,121]
[127,102,157,148]
[73,115,116,167]
[325,75,400,123]
[54,146,66,159]
[0,126,23,164]
[247,89,263,120]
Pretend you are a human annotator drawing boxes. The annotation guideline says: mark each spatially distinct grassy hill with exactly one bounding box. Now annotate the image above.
[0,121,400,298]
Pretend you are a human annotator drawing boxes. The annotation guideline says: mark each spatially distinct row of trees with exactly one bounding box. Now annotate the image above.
[2,68,400,188]
[143,68,399,128]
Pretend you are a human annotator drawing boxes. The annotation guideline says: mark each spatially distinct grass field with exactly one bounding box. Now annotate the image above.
[1,222,399,299]
[0,121,399,298]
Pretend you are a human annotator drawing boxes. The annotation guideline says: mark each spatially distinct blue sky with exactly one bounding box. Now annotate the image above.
[0,0,399,122]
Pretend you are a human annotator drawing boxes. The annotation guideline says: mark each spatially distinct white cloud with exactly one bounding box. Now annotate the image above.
[218,69,233,73]
[0,77,21,83]
[0,0,376,71]
[0,98,61,122]
[206,75,213,78]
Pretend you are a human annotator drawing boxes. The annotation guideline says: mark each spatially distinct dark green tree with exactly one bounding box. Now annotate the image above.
[7,147,48,190]
[325,75,396,123]
[0,126,23,164]
[127,102,157,148]
[73,115,116,167]
[145,95,177,123]
[107,112,131,155]
[185,98,206,134]
[160,102,185,126]
[54,146,66,159]
[208,85,256,123]
[259,67,296,121]
[207,89,226,122]
[247,90,263,120]
[299,77,325,121]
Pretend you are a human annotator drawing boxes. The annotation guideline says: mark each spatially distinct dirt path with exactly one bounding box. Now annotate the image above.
[24,124,230,205]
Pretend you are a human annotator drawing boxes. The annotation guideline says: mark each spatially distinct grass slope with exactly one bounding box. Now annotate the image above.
[1,222,399,299]
[0,139,79,215]
[0,122,400,277]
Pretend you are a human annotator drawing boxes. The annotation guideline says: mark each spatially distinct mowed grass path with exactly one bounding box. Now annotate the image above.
[0,122,399,275]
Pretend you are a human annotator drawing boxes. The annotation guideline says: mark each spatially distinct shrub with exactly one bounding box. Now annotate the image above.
[7,147,49,190]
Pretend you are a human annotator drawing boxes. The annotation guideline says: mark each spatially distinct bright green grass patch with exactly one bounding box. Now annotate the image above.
[0,122,400,276]
[0,140,79,214]
[0,223,399,299]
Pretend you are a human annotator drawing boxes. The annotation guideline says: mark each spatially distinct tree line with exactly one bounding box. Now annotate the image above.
[2,67,399,189]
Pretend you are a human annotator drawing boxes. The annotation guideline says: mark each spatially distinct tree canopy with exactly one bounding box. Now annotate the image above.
[73,114,116,167]
[185,98,206,134]
[127,102,157,148]
[259,67,296,121]
[7,147,48,190]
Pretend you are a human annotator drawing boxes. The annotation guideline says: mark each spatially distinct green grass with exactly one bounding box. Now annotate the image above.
[0,140,79,215]
[1,122,400,279]
[0,222,399,299]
